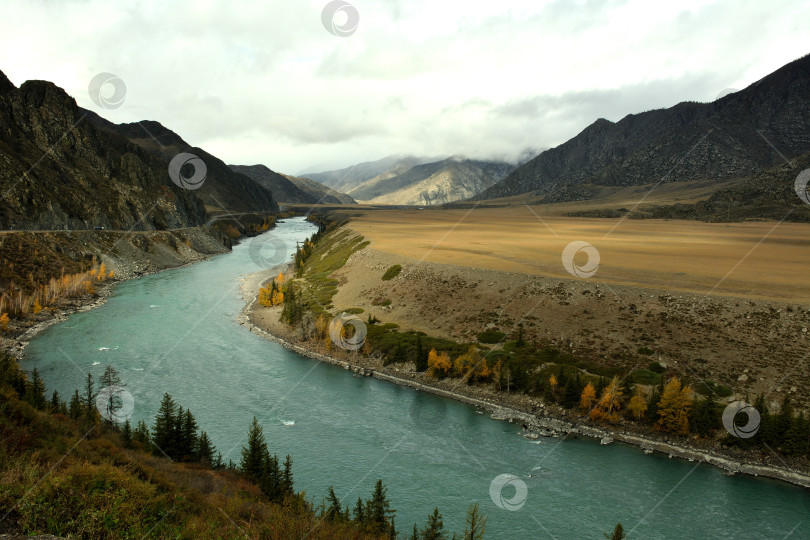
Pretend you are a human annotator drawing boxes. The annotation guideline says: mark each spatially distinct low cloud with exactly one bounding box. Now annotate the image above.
[1,0,807,173]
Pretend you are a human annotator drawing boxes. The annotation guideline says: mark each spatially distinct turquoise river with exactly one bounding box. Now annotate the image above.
[23,217,809,539]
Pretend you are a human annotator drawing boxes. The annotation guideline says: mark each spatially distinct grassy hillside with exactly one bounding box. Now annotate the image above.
[0,356,386,539]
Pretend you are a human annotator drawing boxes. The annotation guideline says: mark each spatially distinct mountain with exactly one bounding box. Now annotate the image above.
[475,53,810,202]
[347,156,515,205]
[229,164,356,204]
[0,70,208,230]
[84,114,278,215]
[304,155,434,194]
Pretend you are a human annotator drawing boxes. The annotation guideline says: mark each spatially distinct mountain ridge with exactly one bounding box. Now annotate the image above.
[474,53,810,202]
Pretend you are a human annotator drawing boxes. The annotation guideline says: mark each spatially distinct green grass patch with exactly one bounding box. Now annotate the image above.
[628,369,662,386]
[372,298,392,307]
[341,307,364,315]
[637,346,655,356]
[381,264,402,281]
[695,380,733,398]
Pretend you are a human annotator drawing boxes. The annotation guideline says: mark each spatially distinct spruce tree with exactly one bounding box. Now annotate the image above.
[27,367,47,410]
[415,335,428,372]
[152,393,176,458]
[196,431,216,464]
[282,454,294,497]
[181,409,199,460]
[240,416,268,483]
[134,420,151,446]
[604,522,627,539]
[121,418,132,447]
[326,486,342,521]
[83,373,97,422]
[69,389,82,420]
[776,395,794,443]
[367,479,394,534]
[50,390,60,411]
[353,497,365,524]
[421,508,447,540]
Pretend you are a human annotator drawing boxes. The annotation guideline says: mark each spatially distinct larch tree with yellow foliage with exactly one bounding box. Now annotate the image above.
[0,312,9,332]
[590,376,624,423]
[628,387,648,420]
[655,377,693,435]
[580,382,597,413]
[427,349,452,379]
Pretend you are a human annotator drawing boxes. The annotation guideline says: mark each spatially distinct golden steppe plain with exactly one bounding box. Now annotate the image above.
[347,206,810,303]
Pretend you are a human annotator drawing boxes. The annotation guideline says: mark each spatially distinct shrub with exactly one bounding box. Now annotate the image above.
[477,330,507,344]
[381,265,402,281]
[637,346,655,356]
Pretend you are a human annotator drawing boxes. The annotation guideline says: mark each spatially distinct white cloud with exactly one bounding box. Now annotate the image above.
[1,0,807,174]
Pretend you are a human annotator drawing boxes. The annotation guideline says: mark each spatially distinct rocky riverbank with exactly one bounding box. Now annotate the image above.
[240,268,810,490]
[1,227,230,359]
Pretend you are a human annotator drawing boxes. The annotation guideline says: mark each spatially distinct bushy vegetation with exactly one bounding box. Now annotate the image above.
[381,264,402,281]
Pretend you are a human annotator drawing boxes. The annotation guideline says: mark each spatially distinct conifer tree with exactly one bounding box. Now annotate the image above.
[326,486,342,521]
[366,479,394,534]
[121,418,132,447]
[463,502,487,540]
[50,389,60,411]
[196,431,216,464]
[181,409,199,460]
[353,497,365,524]
[134,420,151,446]
[69,389,83,419]
[240,416,268,483]
[83,373,97,422]
[27,367,47,410]
[152,393,177,458]
[282,454,294,497]
[421,508,447,540]
[415,335,428,372]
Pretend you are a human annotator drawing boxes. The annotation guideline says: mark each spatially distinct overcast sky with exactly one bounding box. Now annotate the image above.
[2,0,808,174]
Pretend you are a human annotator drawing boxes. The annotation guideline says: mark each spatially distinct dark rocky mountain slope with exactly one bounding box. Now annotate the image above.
[475,54,810,202]
[0,70,209,230]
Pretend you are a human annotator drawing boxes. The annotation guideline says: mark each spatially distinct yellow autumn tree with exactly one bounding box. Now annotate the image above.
[628,386,648,420]
[427,349,452,379]
[271,289,284,305]
[32,298,42,314]
[453,346,480,378]
[0,312,9,332]
[580,382,597,413]
[549,375,559,398]
[590,376,624,423]
[276,272,285,284]
[655,376,693,435]
[97,263,106,281]
[108,270,114,279]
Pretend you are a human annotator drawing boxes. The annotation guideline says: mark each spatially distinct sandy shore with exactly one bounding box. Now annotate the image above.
[240,264,810,490]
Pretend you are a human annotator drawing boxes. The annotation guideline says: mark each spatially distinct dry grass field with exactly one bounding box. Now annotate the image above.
[307,205,810,410]
[347,205,810,303]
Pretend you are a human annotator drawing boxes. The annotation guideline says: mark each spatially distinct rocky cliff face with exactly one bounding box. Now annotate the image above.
[0,70,209,230]
[476,54,810,201]
[85,115,279,215]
